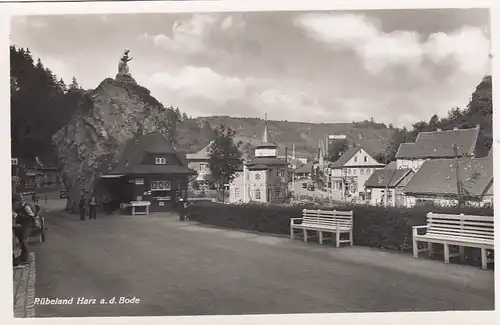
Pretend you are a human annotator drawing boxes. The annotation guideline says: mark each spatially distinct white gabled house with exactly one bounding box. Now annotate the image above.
[326,146,385,201]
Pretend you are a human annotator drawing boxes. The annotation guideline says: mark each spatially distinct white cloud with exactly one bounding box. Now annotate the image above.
[423,26,490,75]
[139,14,217,54]
[295,13,490,75]
[220,14,246,32]
[149,66,246,104]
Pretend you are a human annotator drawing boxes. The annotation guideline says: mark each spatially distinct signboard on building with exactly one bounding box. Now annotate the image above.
[328,135,347,140]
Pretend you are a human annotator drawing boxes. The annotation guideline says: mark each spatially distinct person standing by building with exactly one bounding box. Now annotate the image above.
[79,194,87,221]
[88,195,97,219]
[13,197,35,265]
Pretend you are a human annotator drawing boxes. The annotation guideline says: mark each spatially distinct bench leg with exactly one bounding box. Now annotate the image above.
[335,229,340,248]
[290,225,294,240]
[303,229,307,242]
[349,230,353,246]
[481,248,488,270]
[318,231,323,245]
[428,242,433,257]
[459,246,465,261]
[413,239,419,259]
[444,244,450,264]
[132,206,135,216]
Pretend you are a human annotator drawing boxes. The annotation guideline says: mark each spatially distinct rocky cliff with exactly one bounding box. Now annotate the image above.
[53,73,174,212]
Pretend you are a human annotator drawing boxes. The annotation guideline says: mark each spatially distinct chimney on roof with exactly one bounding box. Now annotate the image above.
[436,128,441,132]
[453,127,458,131]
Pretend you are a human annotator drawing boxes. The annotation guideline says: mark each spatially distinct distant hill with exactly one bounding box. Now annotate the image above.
[175,116,396,158]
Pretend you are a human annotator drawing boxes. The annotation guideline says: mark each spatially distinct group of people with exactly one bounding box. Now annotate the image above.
[12,195,38,269]
[78,194,97,221]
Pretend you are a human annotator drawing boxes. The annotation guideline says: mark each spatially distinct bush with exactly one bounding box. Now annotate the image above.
[189,202,494,266]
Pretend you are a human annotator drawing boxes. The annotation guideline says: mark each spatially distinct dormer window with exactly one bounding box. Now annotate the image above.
[155,157,166,165]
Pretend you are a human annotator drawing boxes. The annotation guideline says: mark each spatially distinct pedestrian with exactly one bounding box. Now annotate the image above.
[12,211,26,269]
[88,195,97,219]
[79,194,87,221]
[12,198,35,265]
[32,191,38,205]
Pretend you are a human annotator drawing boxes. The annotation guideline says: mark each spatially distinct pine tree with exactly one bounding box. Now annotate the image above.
[69,76,80,91]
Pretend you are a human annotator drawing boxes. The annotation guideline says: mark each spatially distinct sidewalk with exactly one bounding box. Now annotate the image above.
[13,252,36,318]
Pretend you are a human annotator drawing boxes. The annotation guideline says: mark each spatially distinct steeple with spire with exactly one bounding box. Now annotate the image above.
[255,113,278,158]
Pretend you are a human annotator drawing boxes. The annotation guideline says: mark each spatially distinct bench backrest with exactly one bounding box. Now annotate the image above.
[302,209,353,228]
[426,212,494,241]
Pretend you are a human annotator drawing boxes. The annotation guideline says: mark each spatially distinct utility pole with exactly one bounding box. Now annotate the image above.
[384,143,389,207]
[453,144,463,206]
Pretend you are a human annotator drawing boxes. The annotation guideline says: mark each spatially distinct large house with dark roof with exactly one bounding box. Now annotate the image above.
[229,117,289,203]
[395,126,480,171]
[97,131,197,213]
[326,146,385,201]
[364,167,415,207]
[403,155,493,207]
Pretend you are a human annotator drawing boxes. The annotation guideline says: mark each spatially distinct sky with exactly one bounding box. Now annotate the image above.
[10,8,491,128]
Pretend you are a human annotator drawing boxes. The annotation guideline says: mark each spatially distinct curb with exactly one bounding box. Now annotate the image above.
[13,252,36,318]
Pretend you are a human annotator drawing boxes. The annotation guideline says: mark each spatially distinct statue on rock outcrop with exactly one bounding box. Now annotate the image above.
[116,49,137,85]
[118,49,133,75]
[53,59,175,213]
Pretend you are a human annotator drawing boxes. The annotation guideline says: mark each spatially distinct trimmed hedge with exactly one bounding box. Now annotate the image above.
[189,202,494,267]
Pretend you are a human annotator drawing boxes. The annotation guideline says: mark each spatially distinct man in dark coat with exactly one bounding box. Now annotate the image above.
[88,195,97,219]
[13,197,35,265]
[79,194,87,221]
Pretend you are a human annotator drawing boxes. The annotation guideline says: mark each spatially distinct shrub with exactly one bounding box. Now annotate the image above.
[189,202,493,266]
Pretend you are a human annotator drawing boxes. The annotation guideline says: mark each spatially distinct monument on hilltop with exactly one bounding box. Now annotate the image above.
[53,49,174,213]
[116,49,136,84]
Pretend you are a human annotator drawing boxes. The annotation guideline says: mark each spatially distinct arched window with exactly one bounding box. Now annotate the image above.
[360,169,364,175]
[235,188,240,198]
[255,189,261,200]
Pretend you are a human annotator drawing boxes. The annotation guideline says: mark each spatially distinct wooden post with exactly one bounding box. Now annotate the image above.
[412,227,419,259]
[481,248,488,270]
[335,224,340,248]
[444,243,450,264]
[303,229,308,242]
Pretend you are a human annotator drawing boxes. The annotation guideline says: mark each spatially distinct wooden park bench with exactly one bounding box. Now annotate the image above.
[290,209,354,247]
[412,212,494,270]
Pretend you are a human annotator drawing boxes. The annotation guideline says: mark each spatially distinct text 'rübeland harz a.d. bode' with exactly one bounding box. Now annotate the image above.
[35,297,141,305]
[10,9,493,318]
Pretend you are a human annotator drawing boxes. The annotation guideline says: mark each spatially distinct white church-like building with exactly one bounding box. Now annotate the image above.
[229,117,290,204]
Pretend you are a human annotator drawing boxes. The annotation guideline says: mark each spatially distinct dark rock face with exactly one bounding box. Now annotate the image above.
[53,75,173,212]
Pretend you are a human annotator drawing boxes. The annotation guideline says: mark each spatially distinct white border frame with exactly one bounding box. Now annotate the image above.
[0,1,497,325]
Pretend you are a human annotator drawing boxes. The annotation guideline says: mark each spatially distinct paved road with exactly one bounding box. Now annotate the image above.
[34,202,494,317]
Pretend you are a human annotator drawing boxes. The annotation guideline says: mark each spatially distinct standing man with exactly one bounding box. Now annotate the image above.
[79,194,87,221]
[88,194,97,219]
[13,197,35,265]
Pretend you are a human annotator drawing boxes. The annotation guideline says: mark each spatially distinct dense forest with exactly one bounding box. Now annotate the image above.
[10,45,493,167]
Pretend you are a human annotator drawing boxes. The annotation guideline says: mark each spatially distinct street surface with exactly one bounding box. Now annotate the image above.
[33,197,494,317]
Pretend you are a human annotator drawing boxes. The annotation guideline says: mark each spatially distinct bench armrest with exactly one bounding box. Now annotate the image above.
[290,218,303,225]
[412,225,428,236]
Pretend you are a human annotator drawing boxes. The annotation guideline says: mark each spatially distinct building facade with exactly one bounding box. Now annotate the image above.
[327,146,385,201]
[395,126,480,171]
[403,155,493,207]
[98,132,197,213]
[229,117,289,204]
[364,168,414,207]
[186,141,213,182]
